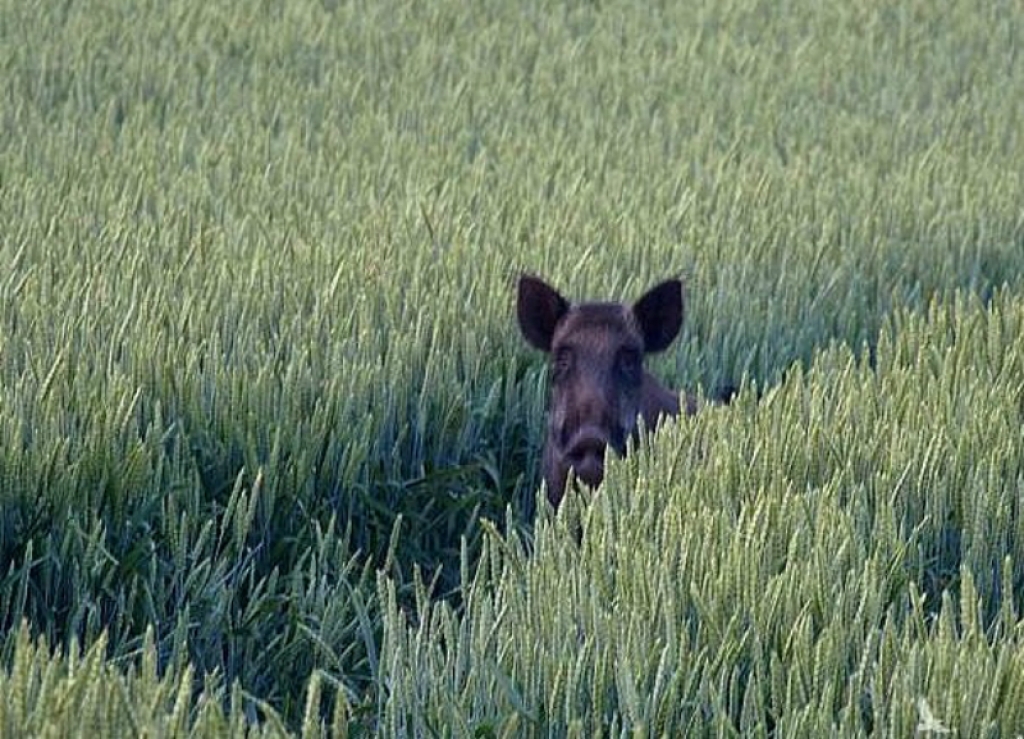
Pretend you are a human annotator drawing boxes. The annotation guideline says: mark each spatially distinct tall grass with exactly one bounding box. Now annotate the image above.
[1,0,1023,732]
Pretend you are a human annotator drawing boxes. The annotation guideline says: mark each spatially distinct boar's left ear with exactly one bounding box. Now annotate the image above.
[517,274,570,352]
[632,279,684,353]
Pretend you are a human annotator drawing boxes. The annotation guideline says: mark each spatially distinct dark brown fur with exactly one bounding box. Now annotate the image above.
[517,275,697,508]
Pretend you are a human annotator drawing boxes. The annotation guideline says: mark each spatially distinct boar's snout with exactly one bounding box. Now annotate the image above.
[564,427,611,489]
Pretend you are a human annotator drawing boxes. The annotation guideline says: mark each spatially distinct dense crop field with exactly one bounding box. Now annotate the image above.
[2,0,1023,734]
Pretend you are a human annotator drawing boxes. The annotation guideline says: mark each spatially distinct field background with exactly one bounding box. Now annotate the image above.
[2,0,1023,735]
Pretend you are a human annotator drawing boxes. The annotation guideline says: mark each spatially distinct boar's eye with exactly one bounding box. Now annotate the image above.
[616,348,642,379]
[553,347,574,378]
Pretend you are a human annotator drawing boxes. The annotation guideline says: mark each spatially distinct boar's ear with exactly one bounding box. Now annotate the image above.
[632,279,684,353]
[517,275,570,352]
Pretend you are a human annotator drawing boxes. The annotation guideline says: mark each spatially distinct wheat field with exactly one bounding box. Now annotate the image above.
[1,0,1023,735]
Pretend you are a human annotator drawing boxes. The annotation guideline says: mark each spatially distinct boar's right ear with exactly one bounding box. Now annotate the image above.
[517,275,569,352]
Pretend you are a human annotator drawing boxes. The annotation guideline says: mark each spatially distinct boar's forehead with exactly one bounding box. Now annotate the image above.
[551,303,642,352]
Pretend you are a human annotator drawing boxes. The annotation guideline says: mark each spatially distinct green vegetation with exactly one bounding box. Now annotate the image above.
[1,0,1022,734]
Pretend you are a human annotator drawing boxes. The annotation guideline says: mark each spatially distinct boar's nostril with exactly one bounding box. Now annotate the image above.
[567,436,606,464]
